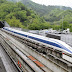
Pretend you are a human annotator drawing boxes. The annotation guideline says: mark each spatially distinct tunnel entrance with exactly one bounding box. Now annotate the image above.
[0,21,4,28]
[0,21,10,28]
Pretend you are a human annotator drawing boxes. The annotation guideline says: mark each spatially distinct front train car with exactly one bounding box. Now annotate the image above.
[2,27,72,55]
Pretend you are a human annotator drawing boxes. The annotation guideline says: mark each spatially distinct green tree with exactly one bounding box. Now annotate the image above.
[15,11,27,22]
[60,21,69,30]
[26,9,31,16]
[0,0,47,30]
[0,0,6,3]
[43,22,50,29]
[6,17,25,28]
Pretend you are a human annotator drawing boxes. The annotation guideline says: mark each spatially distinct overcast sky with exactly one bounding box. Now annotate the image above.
[31,0,72,8]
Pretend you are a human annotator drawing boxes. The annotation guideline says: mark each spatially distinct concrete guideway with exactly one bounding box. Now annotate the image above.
[7,30,72,72]
[0,48,6,72]
[0,44,19,72]
[0,30,51,72]
[0,30,72,72]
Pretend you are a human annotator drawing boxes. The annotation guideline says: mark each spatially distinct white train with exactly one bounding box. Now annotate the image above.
[2,27,72,55]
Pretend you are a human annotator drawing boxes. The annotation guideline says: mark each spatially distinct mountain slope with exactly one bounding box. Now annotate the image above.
[44,9,72,24]
[20,0,72,25]
[7,0,72,16]
[2,0,72,31]
[0,0,48,30]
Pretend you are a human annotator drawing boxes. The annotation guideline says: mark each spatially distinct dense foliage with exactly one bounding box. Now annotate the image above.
[7,0,72,31]
[0,0,50,30]
[0,0,72,31]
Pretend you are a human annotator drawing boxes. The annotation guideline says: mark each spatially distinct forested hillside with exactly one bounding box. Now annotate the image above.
[0,0,51,30]
[0,0,72,31]
[7,0,72,16]
[6,0,72,31]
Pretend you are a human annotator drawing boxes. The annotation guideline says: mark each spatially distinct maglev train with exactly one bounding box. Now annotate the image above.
[2,27,72,54]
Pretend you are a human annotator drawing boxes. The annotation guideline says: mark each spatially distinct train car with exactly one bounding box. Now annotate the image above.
[2,27,72,55]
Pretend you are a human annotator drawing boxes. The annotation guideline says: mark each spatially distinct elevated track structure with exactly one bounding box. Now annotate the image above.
[0,29,72,72]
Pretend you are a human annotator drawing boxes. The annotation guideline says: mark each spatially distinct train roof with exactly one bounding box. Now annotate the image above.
[3,27,72,52]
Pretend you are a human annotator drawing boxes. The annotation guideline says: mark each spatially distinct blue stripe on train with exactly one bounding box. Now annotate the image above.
[3,28,72,53]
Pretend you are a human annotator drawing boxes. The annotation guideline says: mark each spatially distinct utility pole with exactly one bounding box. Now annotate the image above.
[60,6,64,31]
